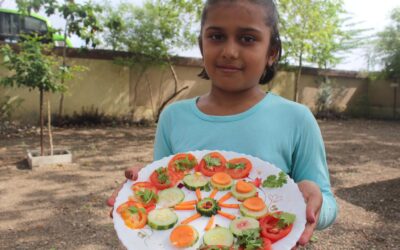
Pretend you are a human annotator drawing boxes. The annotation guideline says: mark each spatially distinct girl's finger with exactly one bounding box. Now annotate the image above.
[106,180,127,207]
[297,222,316,246]
[125,165,142,180]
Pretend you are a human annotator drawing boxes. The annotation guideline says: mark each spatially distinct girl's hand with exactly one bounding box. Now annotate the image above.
[293,180,322,249]
[106,165,143,218]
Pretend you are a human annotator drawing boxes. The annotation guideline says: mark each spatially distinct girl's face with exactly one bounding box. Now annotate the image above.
[201,1,276,93]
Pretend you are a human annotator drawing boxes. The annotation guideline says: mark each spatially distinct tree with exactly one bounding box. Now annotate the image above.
[101,0,202,121]
[375,7,400,82]
[0,35,65,156]
[278,0,360,101]
[16,0,103,116]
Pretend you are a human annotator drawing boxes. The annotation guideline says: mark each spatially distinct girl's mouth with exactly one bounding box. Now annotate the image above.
[216,64,243,73]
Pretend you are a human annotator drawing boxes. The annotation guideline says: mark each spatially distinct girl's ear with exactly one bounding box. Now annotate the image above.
[267,47,279,67]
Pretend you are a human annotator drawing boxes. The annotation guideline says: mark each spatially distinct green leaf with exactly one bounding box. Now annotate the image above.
[174,155,196,171]
[262,171,288,188]
[273,212,296,229]
[204,155,221,168]
[136,189,158,204]
[236,229,263,250]
[226,162,245,169]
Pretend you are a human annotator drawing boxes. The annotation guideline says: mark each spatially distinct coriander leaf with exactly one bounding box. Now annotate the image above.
[236,229,263,250]
[174,155,196,171]
[274,212,296,229]
[156,167,170,184]
[204,155,221,168]
[226,162,246,169]
[262,171,288,188]
[136,189,158,204]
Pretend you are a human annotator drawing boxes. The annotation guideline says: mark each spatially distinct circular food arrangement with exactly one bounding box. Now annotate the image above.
[113,150,306,250]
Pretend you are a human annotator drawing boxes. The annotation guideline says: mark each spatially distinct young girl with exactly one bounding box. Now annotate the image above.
[108,0,337,247]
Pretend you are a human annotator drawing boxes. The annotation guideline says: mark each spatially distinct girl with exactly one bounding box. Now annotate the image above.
[108,0,337,248]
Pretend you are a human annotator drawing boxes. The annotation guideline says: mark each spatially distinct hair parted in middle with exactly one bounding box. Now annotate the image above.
[197,0,282,85]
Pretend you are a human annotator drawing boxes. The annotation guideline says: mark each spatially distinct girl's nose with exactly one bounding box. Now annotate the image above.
[221,40,239,59]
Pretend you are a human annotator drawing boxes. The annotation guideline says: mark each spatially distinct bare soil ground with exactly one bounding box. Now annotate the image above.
[0,119,399,250]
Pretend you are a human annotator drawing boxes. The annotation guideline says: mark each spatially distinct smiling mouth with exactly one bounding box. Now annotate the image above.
[216,65,243,73]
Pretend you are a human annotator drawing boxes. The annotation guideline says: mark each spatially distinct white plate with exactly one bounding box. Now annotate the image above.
[113,150,306,250]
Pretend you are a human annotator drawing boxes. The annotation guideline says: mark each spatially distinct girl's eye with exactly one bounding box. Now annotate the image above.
[240,35,256,43]
[208,34,225,41]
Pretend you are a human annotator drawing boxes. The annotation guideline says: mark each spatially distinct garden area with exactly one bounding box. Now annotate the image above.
[0,119,399,250]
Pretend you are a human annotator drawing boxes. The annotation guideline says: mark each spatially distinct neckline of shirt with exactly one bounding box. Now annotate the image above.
[191,92,275,122]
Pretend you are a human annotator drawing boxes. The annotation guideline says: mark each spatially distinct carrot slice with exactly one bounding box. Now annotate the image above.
[218,203,240,209]
[217,210,236,220]
[218,192,232,203]
[196,188,202,201]
[174,205,196,210]
[170,224,197,248]
[243,197,266,211]
[176,200,197,206]
[181,213,202,224]
[236,180,254,193]
[211,172,232,185]
[209,188,218,199]
[205,215,215,231]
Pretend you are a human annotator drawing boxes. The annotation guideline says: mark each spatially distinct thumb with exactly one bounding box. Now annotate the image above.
[106,180,127,207]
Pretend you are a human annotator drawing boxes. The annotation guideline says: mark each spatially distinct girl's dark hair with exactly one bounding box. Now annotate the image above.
[198,0,282,85]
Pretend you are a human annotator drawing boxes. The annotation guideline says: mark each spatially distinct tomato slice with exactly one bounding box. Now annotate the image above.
[150,167,177,190]
[225,157,252,179]
[198,152,227,177]
[168,153,198,180]
[116,201,147,229]
[130,182,158,208]
[261,237,272,250]
[259,212,294,243]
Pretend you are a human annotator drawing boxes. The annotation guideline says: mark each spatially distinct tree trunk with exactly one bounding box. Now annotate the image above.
[40,89,44,156]
[156,85,189,122]
[294,50,303,102]
[47,96,53,156]
[58,21,69,117]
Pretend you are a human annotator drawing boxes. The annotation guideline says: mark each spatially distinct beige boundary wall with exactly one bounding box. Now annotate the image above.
[0,48,399,124]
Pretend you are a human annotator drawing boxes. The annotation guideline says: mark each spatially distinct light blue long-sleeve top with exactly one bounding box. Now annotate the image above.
[153,93,337,229]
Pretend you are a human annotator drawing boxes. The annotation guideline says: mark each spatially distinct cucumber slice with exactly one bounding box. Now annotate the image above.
[183,173,209,191]
[196,198,220,217]
[239,204,268,219]
[231,182,257,201]
[210,179,233,191]
[147,208,178,230]
[203,226,234,247]
[157,187,185,208]
[229,217,260,236]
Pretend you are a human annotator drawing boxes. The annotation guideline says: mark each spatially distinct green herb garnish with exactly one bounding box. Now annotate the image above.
[136,189,158,204]
[156,167,170,184]
[236,229,263,250]
[128,206,146,214]
[204,155,221,169]
[273,212,296,229]
[226,162,246,169]
[262,171,288,188]
[174,155,196,171]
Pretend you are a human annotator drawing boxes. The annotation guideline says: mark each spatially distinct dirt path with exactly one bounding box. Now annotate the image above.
[0,120,399,250]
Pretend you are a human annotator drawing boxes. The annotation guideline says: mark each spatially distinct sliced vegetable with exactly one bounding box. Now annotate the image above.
[225,157,252,179]
[116,201,147,229]
[236,180,254,193]
[197,198,220,217]
[181,213,202,224]
[218,203,240,209]
[210,172,233,191]
[170,224,199,248]
[231,182,257,201]
[147,208,178,230]
[205,215,215,231]
[243,197,266,212]
[157,187,185,208]
[229,217,260,237]
[203,226,234,247]
[176,200,197,206]
[168,153,198,180]
[218,192,233,203]
[199,152,227,177]
[174,205,196,210]
[183,172,209,191]
[239,203,268,219]
[217,210,236,220]
[209,188,219,199]
[259,212,296,243]
[150,167,176,190]
[131,182,158,208]
[236,229,264,250]
[196,188,202,200]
